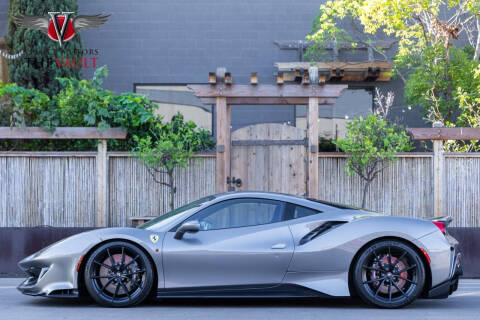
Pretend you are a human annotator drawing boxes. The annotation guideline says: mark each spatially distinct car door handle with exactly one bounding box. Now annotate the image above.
[271,243,287,249]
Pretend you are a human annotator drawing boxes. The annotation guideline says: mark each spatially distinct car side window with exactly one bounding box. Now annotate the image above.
[187,198,285,231]
[284,203,321,220]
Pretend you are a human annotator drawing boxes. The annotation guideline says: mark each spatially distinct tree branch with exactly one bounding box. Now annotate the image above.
[348,19,406,84]
[146,168,170,187]
[151,166,169,174]
[474,16,480,62]
[371,162,390,178]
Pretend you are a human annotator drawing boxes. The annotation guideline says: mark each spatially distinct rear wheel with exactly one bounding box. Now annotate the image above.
[353,240,425,308]
[84,241,154,307]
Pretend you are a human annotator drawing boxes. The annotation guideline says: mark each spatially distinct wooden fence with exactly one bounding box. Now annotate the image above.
[318,153,480,227]
[0,152,215,228]
[0,152,479,227]
[108,153,215,227]
[318,153,434,220]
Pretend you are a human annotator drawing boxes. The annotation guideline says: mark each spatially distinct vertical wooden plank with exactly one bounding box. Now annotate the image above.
[307,97,319,198]
[96,139,108,227]
[433,140,444,217]
[215,97,229,193]
[231,123,307,195]
[226,104,231,190]
[231,126,247,191]
[0,157,6,227]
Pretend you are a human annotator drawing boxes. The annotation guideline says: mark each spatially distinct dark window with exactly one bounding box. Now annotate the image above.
[134,84,213,133]
[284,203,321,220]
[187,198,285,231]
[306,198,359,210]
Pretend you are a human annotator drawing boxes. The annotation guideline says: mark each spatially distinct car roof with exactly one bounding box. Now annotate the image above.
[211,191,358,211]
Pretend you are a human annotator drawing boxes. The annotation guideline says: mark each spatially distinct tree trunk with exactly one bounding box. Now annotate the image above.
[361,179,372,209]
[444,47,453,122]
[167,169,175,211]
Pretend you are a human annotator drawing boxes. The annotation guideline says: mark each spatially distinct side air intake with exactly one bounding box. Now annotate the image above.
[299,221,347,245]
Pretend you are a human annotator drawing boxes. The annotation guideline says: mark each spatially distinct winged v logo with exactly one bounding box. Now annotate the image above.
[13,12,110,47]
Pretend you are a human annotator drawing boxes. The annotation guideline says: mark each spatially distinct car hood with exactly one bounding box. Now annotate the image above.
[20,227,164,266]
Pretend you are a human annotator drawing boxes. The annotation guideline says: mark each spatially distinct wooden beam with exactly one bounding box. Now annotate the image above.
[307,97,319,199]
[0,127,127,139]
[407,127,480,140]
[276,61,392,72]
[0,151,97,157]
[107,151,217,158]
[317,152,434,158]
[215,96,229,193]
[275,61,393,82]
[96,139,108,227]
[0,151,216,158]
[433,140,444,217]
[274,40,396,51]
[200,97,337,105]
[189,84,347,98]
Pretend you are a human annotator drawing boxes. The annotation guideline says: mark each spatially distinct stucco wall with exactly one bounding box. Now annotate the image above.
[0,1,7,38]
[76,0,318,91]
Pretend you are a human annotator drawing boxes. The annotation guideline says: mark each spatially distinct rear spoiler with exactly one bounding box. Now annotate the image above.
[428,216,453,227]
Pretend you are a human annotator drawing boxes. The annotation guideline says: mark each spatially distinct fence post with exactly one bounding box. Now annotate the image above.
[307,96,319,199]
[215,96,229,193]
[96,139,108,227]
[432,122,444,217]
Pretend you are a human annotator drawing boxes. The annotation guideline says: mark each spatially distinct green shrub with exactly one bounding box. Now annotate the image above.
[132,113,215,210]
[335,114,413,209]
[0,66,214,152]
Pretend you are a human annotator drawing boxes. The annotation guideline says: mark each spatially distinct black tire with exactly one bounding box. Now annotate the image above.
[84,241,154,307]
[352,240,425,308]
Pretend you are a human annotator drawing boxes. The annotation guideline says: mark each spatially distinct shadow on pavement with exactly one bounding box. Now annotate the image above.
[19,296,463,310]
[21,297,369,309]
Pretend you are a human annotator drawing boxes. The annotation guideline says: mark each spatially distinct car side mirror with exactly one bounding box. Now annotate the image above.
[174,221,201,240]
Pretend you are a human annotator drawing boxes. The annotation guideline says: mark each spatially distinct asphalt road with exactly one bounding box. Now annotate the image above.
[1,278,479,320]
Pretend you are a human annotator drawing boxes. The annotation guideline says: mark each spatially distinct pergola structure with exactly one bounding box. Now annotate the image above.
[189,67,347,198]
[273,40,395,83]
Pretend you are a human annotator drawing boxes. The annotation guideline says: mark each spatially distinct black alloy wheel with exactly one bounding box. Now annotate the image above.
[84,241,154,307]
[353,240,426,308]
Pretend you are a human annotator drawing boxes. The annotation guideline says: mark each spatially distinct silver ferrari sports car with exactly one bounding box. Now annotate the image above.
[18,192,462,308]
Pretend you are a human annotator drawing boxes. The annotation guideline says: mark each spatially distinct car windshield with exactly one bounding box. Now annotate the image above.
[138,195,215,229]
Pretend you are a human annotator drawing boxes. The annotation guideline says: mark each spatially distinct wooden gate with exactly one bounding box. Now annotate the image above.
[230,123,307,195]
[189,67,348,197]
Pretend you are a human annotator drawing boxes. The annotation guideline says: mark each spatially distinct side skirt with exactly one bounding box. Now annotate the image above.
[156,284,332,299]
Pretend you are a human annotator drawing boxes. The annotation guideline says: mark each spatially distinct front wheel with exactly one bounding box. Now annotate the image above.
[84,241,154,307]
[352,240,426,308]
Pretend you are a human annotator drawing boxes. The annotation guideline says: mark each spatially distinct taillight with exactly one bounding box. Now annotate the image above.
[433,221,446,235]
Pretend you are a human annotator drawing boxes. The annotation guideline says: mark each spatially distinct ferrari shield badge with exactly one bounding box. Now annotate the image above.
[150,234,159,244]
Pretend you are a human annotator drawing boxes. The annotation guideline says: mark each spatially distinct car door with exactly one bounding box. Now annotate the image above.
[162,198,294,289]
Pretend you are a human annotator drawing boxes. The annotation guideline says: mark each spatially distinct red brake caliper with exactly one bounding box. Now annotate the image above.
[99,254,133,294]
[370,255,408,294]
